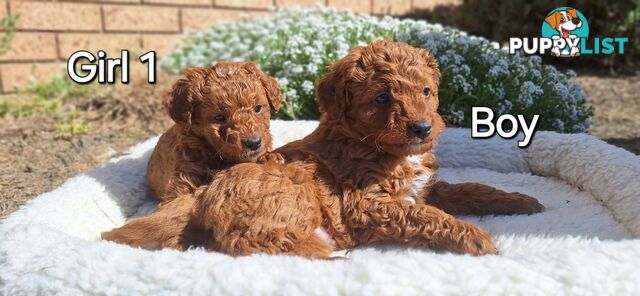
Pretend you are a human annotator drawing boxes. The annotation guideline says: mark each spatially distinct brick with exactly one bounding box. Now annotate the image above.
[0,33,57,61]
[249,11,273,19]
[181,8,269,32]
[412,0,461,10]
[58,33,142,59]
[275,0,322,8]
[103,5,180,33]
[215,0,273,9]
[145,0,211,5]
[141,34,181,56]
[373,0,412,15]
[0,62,63,92]
[100,0,141,3]
[327,0,371,14]
[0,1,6,18]
[10,2,101,31]
[182,8,241,32]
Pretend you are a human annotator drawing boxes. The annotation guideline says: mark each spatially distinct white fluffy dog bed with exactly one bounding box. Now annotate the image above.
[2,120,640,295]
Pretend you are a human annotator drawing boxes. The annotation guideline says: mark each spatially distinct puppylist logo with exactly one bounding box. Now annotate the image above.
[542,7,588,57]
[509,7,629,57]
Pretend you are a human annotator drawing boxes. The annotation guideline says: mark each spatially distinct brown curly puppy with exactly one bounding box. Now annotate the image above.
[148,61,282,201]
[189,40,543,258]
[101,61,282,249]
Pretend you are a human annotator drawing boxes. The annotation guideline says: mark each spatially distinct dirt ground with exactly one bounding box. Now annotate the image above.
[577,75,640,153]
[0,72,638,218]
[0,79,173,218]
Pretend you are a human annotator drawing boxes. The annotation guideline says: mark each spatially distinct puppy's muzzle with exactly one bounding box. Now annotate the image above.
[408,121,432,140]
[242,136,262,151]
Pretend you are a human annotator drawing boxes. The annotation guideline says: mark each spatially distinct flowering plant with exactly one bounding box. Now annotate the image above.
[163,7,592,132]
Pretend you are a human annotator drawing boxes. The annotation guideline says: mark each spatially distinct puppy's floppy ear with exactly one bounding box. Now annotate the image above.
[316,46,366,119]
[566,9,578,19]
[259,73,282,112]
[241,62,282,112]
[163,67,209,126]
[420,48,441,88]
[545,12,561,29]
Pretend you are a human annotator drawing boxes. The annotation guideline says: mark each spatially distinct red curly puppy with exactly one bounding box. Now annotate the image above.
[101,61,282,249]
[148,61,281,201]
[188,40,543,258]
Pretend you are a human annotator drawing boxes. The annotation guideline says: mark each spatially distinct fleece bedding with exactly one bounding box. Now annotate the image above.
[1,120,639,295]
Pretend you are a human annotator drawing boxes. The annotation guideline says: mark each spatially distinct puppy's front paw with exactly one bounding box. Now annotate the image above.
[453,223,498,256]
[101,229,160,250]
[504,192,544,215]
[257,151,285,164]
[101,229,125,243]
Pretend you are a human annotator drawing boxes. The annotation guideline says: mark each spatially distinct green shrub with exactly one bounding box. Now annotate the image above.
[0,74,98,137]
[1,74,92,118]
[163,7,592,133]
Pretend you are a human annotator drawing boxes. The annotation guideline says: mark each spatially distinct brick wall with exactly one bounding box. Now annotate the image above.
[0,0,458,93]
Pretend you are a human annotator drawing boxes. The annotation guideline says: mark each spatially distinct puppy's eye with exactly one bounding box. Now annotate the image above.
[254,105,263,114]
[561,17,565,22]
[212,115,226,123]
[375,93,392,105]
[423,87,431,97]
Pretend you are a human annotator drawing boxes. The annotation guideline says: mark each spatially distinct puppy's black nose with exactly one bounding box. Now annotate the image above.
[242,137,262,151]
[572,18,580,25]
[409,121,432,139]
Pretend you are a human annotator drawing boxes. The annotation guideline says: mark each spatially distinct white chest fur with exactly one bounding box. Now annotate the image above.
[403,155,435,204]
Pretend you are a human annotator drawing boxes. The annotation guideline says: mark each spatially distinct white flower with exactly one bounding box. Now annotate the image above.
[518,81,543,107]
[530,55,542,64]
[307,63,319,73]
[553,83,570,99]
[554,119,565,132]
[452,109,464,123]
[285,87,298,99]
[301,80,314,93]
[277,78,289,87]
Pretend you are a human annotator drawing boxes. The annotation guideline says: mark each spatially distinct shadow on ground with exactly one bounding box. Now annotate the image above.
[604,138,640,155]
